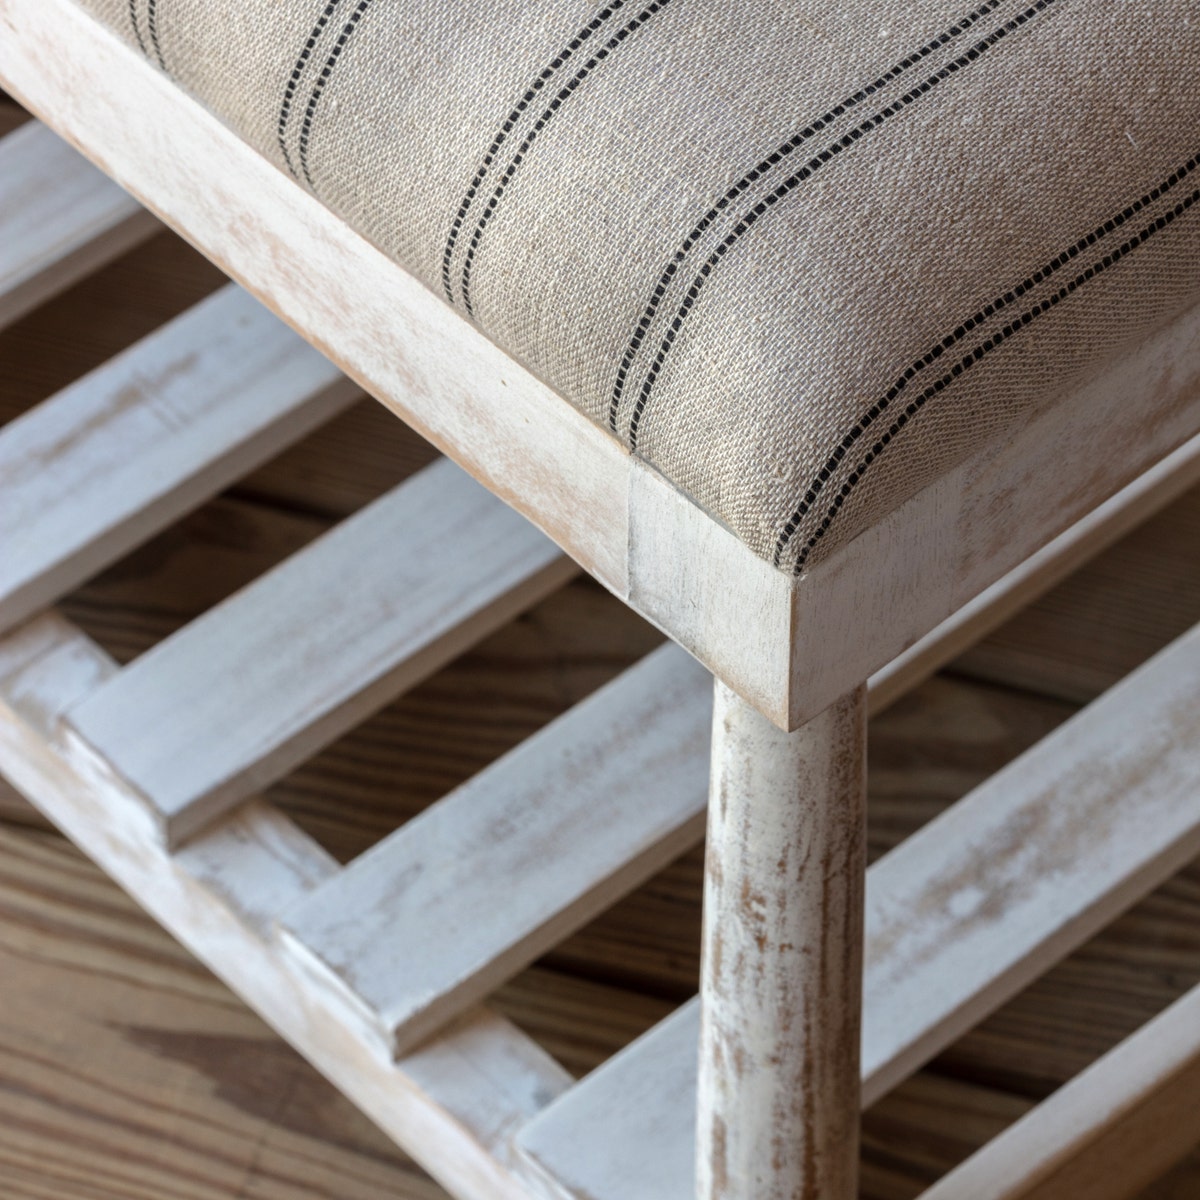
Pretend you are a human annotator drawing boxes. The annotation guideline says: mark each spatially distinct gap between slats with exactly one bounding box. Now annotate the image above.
[918,983,1200,1200]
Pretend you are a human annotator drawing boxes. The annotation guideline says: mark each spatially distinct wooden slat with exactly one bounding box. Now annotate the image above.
[515,620,1200,1200]
[62,459,575,847]
[279,644,710,1060]
[0,613,570,1200]
[0,284,357,634]
[0,120,157,328]
[920,985,1200,1200]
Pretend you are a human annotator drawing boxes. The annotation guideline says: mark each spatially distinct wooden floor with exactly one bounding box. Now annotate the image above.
[1,101,1199,1200]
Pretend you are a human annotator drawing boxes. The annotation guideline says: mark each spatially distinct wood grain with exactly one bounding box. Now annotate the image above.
[0,824,443,1200]
[697,684,866,1200]
[0,614,574,1200]
[3,635,1197,1200]
[1,812,1193,1200]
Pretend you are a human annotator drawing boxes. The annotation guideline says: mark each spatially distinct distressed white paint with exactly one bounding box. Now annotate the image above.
[517,619,1200,1200]
[0,284,356,633]
[280,643,711,1060]
[63,459,575,846]
[698,684,866,1200]
[0,613,571,1200]
[868,428,1200,712]
[2,8,1198,1199]
[0,118,158,328]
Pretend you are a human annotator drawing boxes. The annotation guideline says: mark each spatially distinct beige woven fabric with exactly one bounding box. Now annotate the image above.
[83,0,1200,572]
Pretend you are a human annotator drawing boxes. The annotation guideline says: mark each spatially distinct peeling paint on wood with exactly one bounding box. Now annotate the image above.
[697,683,867,1199]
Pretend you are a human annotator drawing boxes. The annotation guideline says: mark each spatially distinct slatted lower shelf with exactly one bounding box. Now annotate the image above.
[1,114,1198,1200]
[514,620,1200,1199]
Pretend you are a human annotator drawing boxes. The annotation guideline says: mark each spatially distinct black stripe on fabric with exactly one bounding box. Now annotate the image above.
[606,0,1007,433]
[146,0,165,69]
[625,0,1060,451]
[441,2,629,306]
[772,154,1200,570]
[774,165,1200,574]
[127,0,148,58]
[279,0,344,179]
[459,0,674,319]
[298,0,375,189]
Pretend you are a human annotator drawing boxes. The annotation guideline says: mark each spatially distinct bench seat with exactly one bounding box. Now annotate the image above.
[77,0,1200,572]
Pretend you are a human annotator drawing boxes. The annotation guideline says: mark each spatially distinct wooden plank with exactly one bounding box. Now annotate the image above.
[0,120,157,328]
[516,1000,699,1200]
[279,643,710,1060]
[920,985,1200,1200]
[63,459,575,847]
[0,284,357,634]
[6,0,1200,729]
[515,619,1200,1200]
[0,613,571,1200]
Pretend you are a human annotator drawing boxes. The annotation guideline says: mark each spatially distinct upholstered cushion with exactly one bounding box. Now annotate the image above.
[83,0,1200,573]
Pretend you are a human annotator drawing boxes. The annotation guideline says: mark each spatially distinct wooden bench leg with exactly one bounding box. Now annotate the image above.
[697,681,867,1200]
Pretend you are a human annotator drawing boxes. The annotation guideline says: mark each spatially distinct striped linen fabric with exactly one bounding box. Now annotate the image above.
[84,0,1200,573]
